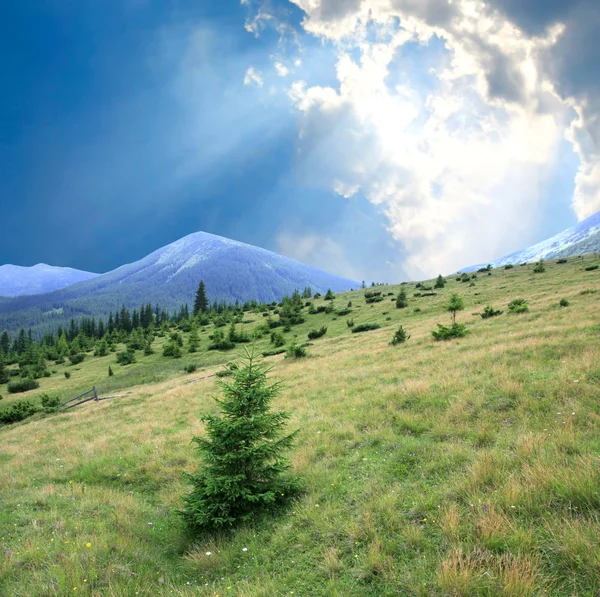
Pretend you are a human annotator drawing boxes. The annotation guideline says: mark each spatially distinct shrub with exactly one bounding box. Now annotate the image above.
[336,308,352,316]
[431,323,468,341]
[585,264,599,271]
[108,366,114,377]
[181,349,302,531]
[346,319,355,328]
[0,400,37,424]
[270,331,286,347]
[116,349,137,365]
[434,275,446,289]
[94,341,108,357]
[170,332,184,346]
[390,326,410,345]
[324,289,335,301]
[533,260,546,273]
[184,363,197,374]
[7,378,40,393]
[364,290,382,298]
[69,353,85,366]
[41,394,61,412]
[144,342,154,356]
[508,298,529,313]
[365,295,384,304]
[64,371,71,379]
[307,327,327,340]
[261,348,287,357]
[580,289,596,295]
[285,342,307,359]
[559,298,570,307]
[351,323,381,333]
[208,330,235,351]
[557,259,567,264]
[481,305,503,319]
[504,264,514,269]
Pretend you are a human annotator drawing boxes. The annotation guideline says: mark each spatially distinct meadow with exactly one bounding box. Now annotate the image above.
[1,257,599,596]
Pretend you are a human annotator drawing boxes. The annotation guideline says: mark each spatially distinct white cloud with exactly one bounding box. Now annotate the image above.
[274,61,290,77]
[268,0,587,275]
[244,66,264,87]
[276,232,363,280]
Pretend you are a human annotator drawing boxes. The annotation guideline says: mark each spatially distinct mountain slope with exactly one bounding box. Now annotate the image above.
[465,210,600,270]
[0,263,99,297]
[0,232,359,335]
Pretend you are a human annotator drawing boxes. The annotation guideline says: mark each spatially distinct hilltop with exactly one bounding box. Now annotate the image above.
[0,263,98,297]
[1,256,599,596]
[0,231,358,336]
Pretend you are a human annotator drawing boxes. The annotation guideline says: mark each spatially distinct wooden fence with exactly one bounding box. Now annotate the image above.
[59,387,126,411]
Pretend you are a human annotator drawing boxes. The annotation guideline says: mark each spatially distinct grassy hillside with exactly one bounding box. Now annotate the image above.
[1,258,599,596]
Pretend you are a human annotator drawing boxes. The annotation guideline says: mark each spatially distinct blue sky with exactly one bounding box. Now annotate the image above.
[1,0,598,280]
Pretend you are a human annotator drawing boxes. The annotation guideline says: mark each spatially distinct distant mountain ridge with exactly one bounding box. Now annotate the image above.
[465,210,600,271]
[0,263,99,297]
[0,231,359,336]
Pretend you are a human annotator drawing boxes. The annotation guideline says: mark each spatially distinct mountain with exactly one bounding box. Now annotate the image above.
[0,263,99,297]
[0,232,359,336]
[465,210,600,271]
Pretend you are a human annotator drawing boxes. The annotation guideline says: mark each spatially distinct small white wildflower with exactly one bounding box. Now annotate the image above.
[242,548,248,552]
[206,551,212,556]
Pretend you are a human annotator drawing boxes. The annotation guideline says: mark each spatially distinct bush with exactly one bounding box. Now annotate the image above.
[181,349,302,530]
[351,323,381,333]
[144,342,154,356]
[431,323,468,341]
[559,298,570,307]
[208,330,235,351]
[162,342,182,358]
[557,259,567,264]
[69,353,85,366]
[270,331,286,347]
[261,348,287,357]
[533,260,546,273]
[365,295,384,304]
[336,308,352,316]
[64,371,71,379]
[7,378,40,393]
[434,275,446,289]
[285,342,307,359]
[324,289,335,301]
[390,326,410,345]
[94,341,108,357]
[480,305,503,319]
[346,319,355,328]
[184,363,197,374]
[508,298,529,313]
[0,400,37,424]
[116,349,137,365]
[41,394,61,412]
[307,326,327,340]
[585,264,599,271]
[504,264,514,269]
[108,366,114,377]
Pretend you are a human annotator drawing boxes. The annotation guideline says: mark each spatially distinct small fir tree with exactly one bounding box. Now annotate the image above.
[193,281,209,315]
[0,353,8,385]
[324,289,335,301]
[396,288,408,309]
[108,366,114,377]
[434,275,446,289]
[446,293,465,325]
[181,349,302,531]
[188,325,200,353]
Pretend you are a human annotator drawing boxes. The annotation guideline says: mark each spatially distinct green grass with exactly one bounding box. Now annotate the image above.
[0,257,599,595]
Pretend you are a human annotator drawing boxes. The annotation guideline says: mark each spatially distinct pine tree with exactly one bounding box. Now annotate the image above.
[396,288,408,309]
[434,275,446,289]
[447,293,465,325]
[193,281,209,315]
[108,365,114,377]
[0,331,10,356]
[188,325,200,353]
[0,352,9,384]
[181,348,302,531]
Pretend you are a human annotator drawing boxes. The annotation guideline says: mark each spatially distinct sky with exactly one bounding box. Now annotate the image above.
[0,0,598,281]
